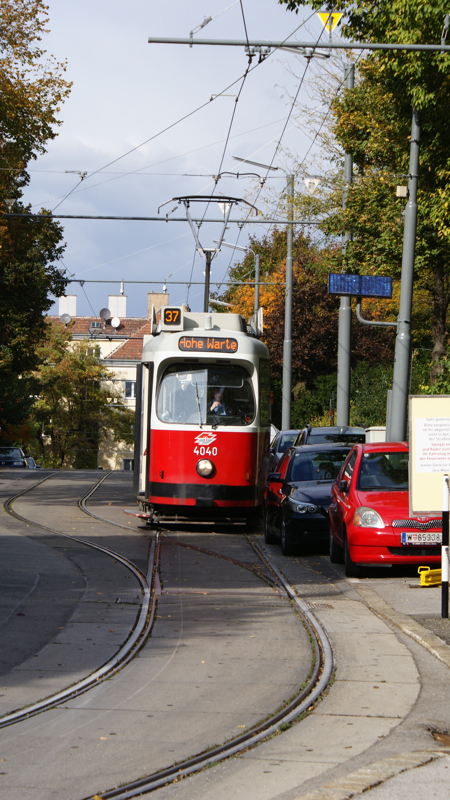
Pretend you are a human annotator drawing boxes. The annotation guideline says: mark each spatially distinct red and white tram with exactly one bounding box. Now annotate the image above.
[133,307,271,524]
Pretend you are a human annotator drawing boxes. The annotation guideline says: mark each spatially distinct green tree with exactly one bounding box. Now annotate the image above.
[215,228,395,427]
[30,324,135,469]
[0,0,71,437]
[278,0,450,378]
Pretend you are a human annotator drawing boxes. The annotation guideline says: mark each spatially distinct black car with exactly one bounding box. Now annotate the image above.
[294,425,366,447]
[0,447,28,468]
[264,443,352,555]
[269,429,300,471]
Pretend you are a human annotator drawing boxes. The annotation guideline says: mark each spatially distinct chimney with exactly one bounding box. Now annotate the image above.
[59,295,77,317]
[108,295,127,318]
[147,291,169,317]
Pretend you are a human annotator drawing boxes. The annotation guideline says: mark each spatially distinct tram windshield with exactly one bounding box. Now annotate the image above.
[156,364,255,426]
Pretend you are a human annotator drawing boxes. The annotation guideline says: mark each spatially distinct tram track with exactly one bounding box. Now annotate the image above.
[0,472,157,729]
[82,569,333,799]
[2,473,334,799]
[77,493,334,800]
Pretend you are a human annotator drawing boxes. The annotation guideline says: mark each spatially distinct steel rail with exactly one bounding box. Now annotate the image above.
[78,475,142,531]
[0,473,158,729]
[80,528,334,800]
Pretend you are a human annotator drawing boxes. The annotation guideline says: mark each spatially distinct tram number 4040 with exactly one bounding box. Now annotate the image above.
[194,446,218,456]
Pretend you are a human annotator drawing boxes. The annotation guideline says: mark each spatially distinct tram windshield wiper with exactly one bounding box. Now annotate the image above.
[195,383,203,428]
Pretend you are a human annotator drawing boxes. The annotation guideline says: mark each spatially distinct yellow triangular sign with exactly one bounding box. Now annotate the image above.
[317,12,342,31]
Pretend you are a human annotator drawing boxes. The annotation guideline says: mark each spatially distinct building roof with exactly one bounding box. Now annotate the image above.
[48,315,149,337]
[103,320,152,361]
[47,316,151,362]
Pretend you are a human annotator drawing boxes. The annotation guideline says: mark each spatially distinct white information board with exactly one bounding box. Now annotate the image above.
[409,395,450,515]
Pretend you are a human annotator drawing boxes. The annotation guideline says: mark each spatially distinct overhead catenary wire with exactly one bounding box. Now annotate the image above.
[216,36,366,290]
[27,117,293,209]
[194,9,324,276]
[51,174,87,213]
[216,20,329,291]
[34,12,318,215]
[239,0,251,50]
[80,282,98,317]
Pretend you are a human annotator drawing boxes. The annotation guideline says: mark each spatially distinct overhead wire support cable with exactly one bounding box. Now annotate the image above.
[215,23,327,288]
[148,36,450,52]
[81,17,316,188]
[52,172,87,213]
[27,15,316,211]
[6,212,321,224]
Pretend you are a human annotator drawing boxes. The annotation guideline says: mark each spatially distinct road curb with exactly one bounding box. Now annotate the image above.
[292,749,448,800]
[353,584,450,669]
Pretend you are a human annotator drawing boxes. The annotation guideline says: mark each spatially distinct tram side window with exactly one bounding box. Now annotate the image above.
[156,364,255,425]
[157,368,206,424]
[259,359,271,426]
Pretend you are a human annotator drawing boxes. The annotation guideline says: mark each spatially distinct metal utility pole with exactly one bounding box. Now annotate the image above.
[203,249,213,312]
[282,174,294,431]
[254,253,260,314]
[336,63,354,427]
[388,109,421,441]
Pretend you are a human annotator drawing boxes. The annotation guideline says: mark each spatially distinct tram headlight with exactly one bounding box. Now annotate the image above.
[196,458,215,478]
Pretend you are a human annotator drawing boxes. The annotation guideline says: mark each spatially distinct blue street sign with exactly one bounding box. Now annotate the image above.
[328,274,392,298]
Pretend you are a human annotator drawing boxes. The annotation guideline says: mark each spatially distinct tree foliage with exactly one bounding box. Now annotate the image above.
[278,0,450,377]
[0,0,71,432]
[30,324,135,468]
[215,229,396,426]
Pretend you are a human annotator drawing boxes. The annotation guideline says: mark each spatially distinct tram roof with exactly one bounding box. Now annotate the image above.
[141,312,268,361]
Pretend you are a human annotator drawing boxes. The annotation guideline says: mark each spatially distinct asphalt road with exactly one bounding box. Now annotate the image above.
[1,470,450,800]
[0,470,313,800]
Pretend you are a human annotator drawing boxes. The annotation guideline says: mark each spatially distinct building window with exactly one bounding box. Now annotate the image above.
[122,458,134,471]
[124,381,136,399]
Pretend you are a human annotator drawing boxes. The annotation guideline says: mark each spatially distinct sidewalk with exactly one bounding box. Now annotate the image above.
[150,546,450,800]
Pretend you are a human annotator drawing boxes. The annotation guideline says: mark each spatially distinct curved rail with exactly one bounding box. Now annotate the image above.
[0,473,158,728]
[78,472,138,531]
[78,523,334,800]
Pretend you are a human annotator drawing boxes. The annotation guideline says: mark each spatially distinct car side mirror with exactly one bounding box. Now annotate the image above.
[339,479,349,493]
[268,472,282,482]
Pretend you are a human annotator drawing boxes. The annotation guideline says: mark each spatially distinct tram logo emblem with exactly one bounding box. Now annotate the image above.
[194,432,217,446]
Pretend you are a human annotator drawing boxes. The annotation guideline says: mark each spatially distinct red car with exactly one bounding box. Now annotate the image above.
[329,442,442,577]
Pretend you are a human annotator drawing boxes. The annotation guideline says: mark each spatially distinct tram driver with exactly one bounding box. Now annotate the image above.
[209,387,226,416]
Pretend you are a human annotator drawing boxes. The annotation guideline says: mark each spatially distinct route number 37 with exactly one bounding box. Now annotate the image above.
[163,308,181,325]
[194,446,218,456]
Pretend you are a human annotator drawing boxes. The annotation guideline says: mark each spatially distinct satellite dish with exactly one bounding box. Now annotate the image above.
[99,307,112,321]
[60,313,72,326]
[111,317,121,329]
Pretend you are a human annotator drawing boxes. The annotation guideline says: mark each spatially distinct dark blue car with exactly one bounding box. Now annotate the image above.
[264,443,352,555]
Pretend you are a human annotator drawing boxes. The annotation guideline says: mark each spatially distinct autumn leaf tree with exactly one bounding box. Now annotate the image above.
[30,324,135,469]
[214,228,397,427]
[278,0,450,380]
[0,0,71,439]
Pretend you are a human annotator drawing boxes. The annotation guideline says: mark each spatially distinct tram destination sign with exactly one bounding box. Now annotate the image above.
[179,335,238,353]
[328,274,392,298]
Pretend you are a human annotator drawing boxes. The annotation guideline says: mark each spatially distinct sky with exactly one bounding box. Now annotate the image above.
[23,0,343,319]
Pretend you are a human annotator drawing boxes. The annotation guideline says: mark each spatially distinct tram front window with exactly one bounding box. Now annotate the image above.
[157,364,255,425]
